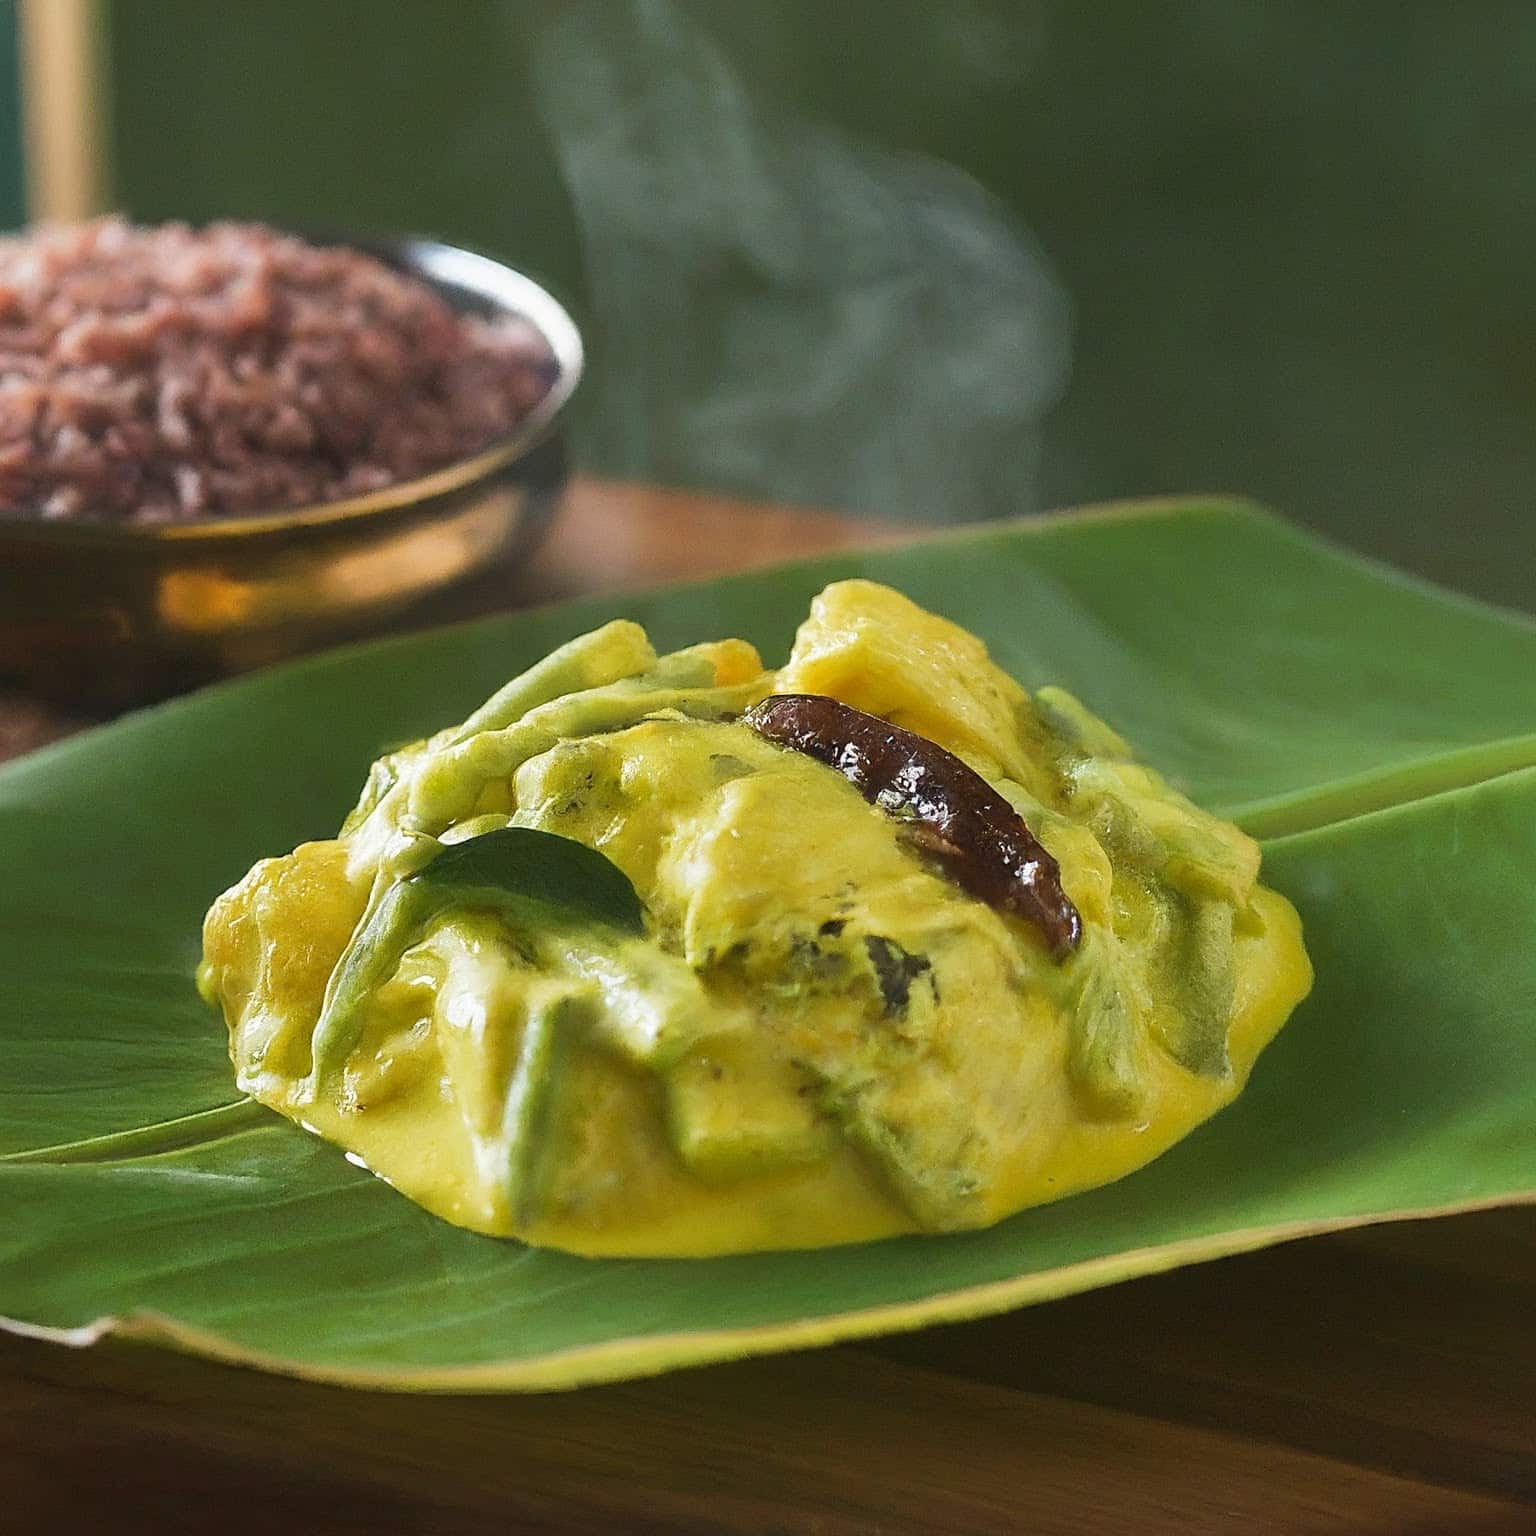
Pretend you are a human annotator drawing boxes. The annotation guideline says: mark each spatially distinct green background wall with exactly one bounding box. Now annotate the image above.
[0,1,23,230]
[89,2,1536,608]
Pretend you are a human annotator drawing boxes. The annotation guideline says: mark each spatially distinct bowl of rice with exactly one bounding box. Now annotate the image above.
[0,218,583,705]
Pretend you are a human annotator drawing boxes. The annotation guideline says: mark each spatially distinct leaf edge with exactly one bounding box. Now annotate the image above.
[6,1189,1532,1396]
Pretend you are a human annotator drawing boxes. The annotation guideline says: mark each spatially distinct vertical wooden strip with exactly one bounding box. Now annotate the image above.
[17,0,107,221]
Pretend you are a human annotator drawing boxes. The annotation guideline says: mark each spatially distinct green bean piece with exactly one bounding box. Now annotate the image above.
[403,669,759,837]
[1152,893,1237,1079]
[503,990,581,1227]
[1068,944,1147,1118]
[450,620,656,744]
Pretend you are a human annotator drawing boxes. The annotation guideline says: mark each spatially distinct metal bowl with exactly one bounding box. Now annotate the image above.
[0,235,584,708]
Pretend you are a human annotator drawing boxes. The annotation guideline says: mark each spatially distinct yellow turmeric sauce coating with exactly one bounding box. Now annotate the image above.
[200,582,1312,1256]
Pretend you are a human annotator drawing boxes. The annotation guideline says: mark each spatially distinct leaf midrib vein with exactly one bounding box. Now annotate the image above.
[1230,731,1536,841]
[0,1098,270,1166]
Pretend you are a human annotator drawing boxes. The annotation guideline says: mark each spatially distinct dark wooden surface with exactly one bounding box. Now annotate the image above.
[4,480,1534,1534]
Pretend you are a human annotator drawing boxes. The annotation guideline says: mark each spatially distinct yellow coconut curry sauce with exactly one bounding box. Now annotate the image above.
[200,582,1311,1256]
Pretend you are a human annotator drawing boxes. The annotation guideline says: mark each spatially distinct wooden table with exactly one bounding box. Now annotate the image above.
[5,479,1534,1534]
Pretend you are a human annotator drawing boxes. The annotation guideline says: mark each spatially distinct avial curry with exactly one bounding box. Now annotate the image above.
[200,581,1311,1256]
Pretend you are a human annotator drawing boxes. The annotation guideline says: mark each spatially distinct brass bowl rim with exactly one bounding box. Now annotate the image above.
[0,234,584,547]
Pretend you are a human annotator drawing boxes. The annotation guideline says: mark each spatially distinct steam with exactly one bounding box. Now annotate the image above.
[526,0,1071,523]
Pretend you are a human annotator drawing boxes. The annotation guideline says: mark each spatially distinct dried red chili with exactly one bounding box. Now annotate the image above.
[744,694,1082,958]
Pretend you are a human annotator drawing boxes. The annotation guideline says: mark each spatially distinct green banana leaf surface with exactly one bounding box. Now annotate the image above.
[3,498,1534,1391]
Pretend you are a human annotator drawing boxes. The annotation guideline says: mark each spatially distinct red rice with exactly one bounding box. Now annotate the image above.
[0,218,555,523]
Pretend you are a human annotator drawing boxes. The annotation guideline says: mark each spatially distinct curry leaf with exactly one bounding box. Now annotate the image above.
[2,498,1534,1392]
[418,827,645,932]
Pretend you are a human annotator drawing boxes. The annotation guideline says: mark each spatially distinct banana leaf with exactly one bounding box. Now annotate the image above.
[3,498,1534,1391]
